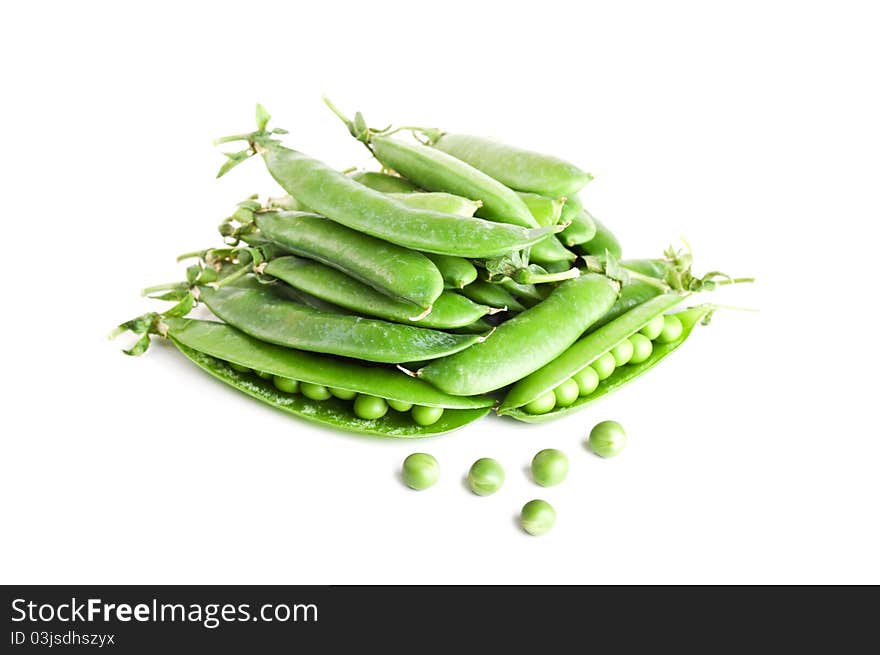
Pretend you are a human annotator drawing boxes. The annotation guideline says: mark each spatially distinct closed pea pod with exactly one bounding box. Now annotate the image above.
[501,303,714,423]
[417,274,620,395]
[579,216,623,260]
[423,131,593,198]
[558,195,597,246]
[517,192,565,226]
[460,280,526,313]
[199,277,482,364]
[349,170,419,193]
[216,107,557,259]
[388,192,482,217]
[423,253,478,289]
[264,256,496,329]
[255,211,443,310]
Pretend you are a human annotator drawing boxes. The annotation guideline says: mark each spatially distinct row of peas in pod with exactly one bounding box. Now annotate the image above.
[114,101,752,437]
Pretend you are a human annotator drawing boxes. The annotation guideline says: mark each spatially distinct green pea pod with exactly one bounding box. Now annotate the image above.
[255,211,443,309]
[258,143,558,258]
[517,192,565,226]
[499,293,687,412]
[270,191,480,218]
[388,192,481,217]
[424,253,478,288]
[497,278,546,306]
[199,278,482,364]
[369,135,538,228]
[426,132,593,198]
[500,305,711,422]
[171,342,489,437]
[265,256,495,329]
[418,274,620,395]
[367,135,572,265]
[560,210,598,247]
[588,280,664,331]
[579,216,623,259]
[460,280,526,313]
[350,170,419,193]
[165,318,493,410]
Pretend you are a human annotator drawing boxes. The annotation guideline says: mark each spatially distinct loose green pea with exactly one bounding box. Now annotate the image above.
[402,453,439,490]
[531,448,569,487]
[628,333,653,364]
[589,420,627,458]
[573,366,600,396]
[467,458,505,496]
[300,382,332,401]
[353,394,388,419]
[255,370,273,380]
[640,314,665,340]
[524,390,557,415]
[330,387,357,400]
[521,499,556,536]
[272,375,300,394]
[611,339,634,366]
[657,314,683,343]
[553,378,580,407]
[387,399,414,412]
[229,362,251,374]
[592,352,617,380]
[412,405,444,426]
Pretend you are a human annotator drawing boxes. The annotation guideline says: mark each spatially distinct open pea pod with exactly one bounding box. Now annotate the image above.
[500,293,689,412]
[500,304,712,423]
[165,318,492,438]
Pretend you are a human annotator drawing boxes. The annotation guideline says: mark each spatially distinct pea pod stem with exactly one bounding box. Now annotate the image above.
[512,266,581,285]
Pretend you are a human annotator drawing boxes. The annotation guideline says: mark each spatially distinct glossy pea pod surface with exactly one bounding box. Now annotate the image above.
[517,192,565,226]
[558,195,597,246]
[460,280,526,313]
[256,210,443,309]
[418,274,620,395]
[199,278,481,364]
[578,215,623,259]
[424,253,478,289]
[500,293,688,412]
[265,256,494,329]
[368,136,573,265]
[165,318,491,437]
[500,304,711,422]
[260,143,556,258]
[349,170,419,193]
[428,132,593,198]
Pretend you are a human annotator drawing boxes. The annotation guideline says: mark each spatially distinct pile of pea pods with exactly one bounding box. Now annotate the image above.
[114,100,751,439]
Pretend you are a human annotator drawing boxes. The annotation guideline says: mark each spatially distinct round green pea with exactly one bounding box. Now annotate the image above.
[553,378,580,407]
[255,370,273,380]
[229,362,251,374]
[589,420,627,458]
[640,314,665,340]
[272,375,299,394]
[657,314,683,343]
[591,352,617,380]
[353,394,388,419]
[520,499,556,536]
[402,453,439,490]
[611,339,634,366]
[524,390,556,415]
[573,366,600,396]
[411,405,444,426]
[531,448,569,487]
[628,333,653,364]
[330,387,357,400]
[467,458,505,496]
[300,382,332,401]
[387,399,414,412]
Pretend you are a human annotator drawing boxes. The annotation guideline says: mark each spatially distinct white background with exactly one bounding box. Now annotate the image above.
[2,1,878,584]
